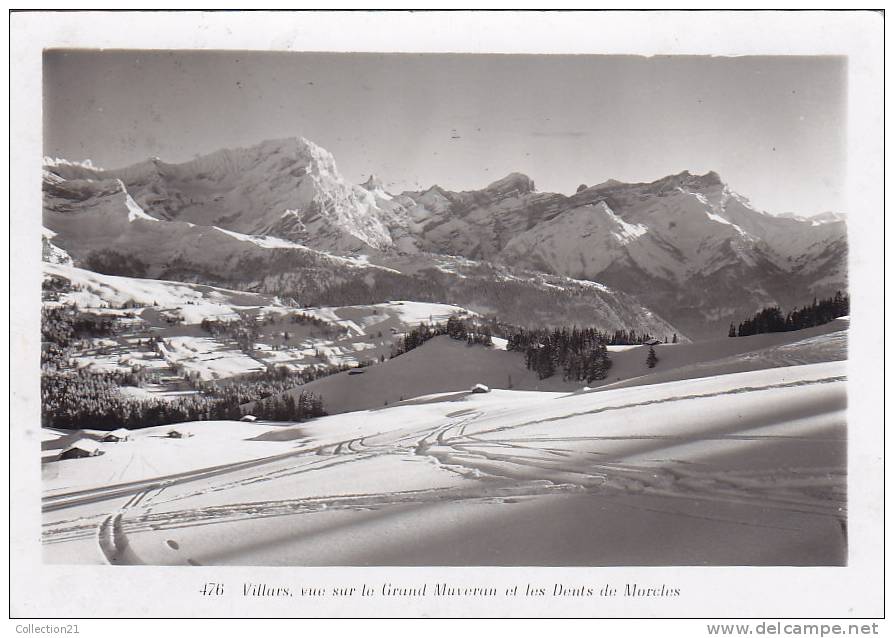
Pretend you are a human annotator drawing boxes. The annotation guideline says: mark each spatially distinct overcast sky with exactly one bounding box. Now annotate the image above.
[44,51,846,216]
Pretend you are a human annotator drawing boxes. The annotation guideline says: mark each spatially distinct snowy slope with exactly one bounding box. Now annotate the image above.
[279,318,847,415]
[277,335,580,415]
[594,317,848,390]
[42,360,846,566]
[44,262,279,316]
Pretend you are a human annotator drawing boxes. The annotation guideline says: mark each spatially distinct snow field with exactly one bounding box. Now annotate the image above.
[42,361,846,566]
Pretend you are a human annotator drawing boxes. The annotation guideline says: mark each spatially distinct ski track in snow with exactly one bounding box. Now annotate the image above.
[41,370,847,564]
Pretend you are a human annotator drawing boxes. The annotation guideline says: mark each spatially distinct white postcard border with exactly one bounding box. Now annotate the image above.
[9,10,885,619]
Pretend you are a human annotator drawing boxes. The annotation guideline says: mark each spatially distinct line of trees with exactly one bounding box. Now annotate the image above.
[251,391,326,422]
[605,329,659,345]
[392,314,617,383]
[506,327,611,382]
[42,372,238,430]
[42,360,329,431]
[729,291,849,337]
[191,364,347,405]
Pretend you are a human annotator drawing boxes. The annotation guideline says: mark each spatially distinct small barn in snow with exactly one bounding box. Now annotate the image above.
[101,428,131,442]
[644,338,662,346]
[166,428,193,439]
[471,383,490,394]
[240,414,258,422]
[59,439,104,460]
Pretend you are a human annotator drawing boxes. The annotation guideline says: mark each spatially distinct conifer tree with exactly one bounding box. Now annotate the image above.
[646,346,658,368]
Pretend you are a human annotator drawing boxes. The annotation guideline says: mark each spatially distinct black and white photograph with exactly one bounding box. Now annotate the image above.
[10,9,884,621]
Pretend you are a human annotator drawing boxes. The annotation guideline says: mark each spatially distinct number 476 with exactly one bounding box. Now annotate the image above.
[200,583,224,596]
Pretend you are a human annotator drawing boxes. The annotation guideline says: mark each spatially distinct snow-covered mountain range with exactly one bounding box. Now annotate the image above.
[390,169,846,337]
[43,137,846,338]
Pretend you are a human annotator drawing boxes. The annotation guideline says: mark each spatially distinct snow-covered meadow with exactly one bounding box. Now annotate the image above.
[43,354,846,566]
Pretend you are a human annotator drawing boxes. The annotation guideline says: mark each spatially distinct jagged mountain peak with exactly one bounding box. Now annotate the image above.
[418,183,450,198]
[583,171,726,199]
[250,135,335,164]
[485,172,535,196]
[44,136,338,183]
[163,136,339,181]
[649,169,725,192]
[44,135,396,253]
[687,170,724,189]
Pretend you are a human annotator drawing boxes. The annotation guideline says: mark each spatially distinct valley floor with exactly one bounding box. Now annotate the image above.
[42,357,846,566]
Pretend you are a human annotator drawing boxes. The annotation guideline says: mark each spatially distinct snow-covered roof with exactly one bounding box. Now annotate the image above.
[106,428,130,437]
[61,439,102,455]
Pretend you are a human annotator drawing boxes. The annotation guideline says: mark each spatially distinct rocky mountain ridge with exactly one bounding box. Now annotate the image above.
[43,137,846,338]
